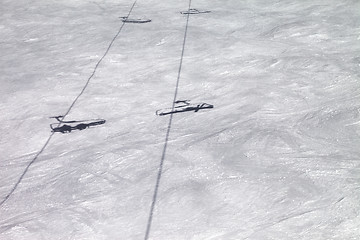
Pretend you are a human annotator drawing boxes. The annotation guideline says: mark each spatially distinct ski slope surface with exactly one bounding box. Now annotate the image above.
[1,0,360,239]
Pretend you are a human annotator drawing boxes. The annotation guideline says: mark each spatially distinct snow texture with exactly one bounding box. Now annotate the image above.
[1,0,360,239]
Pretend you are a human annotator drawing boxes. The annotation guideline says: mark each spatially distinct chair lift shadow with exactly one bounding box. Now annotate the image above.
[50,116,106,133]
[180,9,211,15]
[156,100,214,116]
[120,17,152,23]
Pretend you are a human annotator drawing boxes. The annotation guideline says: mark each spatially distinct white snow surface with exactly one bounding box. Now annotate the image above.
[1,0,360,239]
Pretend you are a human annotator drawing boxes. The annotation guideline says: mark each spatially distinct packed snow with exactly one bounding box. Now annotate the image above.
[1,0,360,239]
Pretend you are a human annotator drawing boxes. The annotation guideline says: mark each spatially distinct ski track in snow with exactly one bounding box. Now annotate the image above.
[1,0,360,239]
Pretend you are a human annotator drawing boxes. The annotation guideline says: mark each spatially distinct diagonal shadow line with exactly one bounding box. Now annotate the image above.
[144,0,192,239]
[0,0,138,207]
[0,133,55,206]
[61,0,138,121]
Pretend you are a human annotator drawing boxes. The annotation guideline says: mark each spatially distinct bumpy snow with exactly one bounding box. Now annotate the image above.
[1,0,360,239]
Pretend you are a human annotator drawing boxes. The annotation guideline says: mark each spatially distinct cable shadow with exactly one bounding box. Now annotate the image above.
[0,0,138,207]
[144,0,192,239]
[0,133,55,206]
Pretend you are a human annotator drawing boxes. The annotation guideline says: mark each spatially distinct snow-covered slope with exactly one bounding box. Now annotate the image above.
[1,0,360,239]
